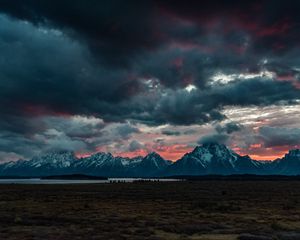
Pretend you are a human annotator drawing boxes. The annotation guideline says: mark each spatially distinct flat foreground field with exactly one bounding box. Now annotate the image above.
[0,181,300,240]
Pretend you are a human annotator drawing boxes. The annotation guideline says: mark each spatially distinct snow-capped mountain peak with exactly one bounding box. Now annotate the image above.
[1,145,300,176]
[188,143,238,166]
[168,143,260,175]
[143,152,164,163]
[29,151,77,168]
[139,152,170,170]
[202,143,237,158]
[79,152,115,167]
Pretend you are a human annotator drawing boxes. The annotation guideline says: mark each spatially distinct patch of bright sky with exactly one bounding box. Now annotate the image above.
[210,70,275,85]
[223,104,300,128]
[185,84,197,92]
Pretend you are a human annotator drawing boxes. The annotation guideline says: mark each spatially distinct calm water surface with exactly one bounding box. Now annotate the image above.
[0,178,181,184]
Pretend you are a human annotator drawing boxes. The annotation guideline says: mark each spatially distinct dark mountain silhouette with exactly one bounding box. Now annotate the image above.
[165,143,263,175]
[270,149,300,175]
[0,143,299,177]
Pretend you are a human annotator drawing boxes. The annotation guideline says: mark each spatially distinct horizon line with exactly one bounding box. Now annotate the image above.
[3,143,298,163]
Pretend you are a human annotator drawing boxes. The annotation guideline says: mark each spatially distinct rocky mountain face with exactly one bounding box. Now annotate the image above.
[0,144,300,177]
[270,149,300,175]
[0,152,77,176]
[0,151,170,177]
[166,143,263,175]
[130,152,172,177]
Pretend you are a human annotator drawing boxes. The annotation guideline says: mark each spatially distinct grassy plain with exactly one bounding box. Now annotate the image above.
[0,181,299,240]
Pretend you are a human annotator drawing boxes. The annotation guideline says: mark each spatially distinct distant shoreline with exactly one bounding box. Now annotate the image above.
[1,174,300,181]
[0,174,107,180]
[41,174,107,180]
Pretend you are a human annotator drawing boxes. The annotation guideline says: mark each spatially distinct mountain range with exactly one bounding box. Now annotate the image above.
[0,143,300,177]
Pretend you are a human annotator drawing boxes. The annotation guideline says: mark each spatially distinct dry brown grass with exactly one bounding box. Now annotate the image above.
[0,181,299,239]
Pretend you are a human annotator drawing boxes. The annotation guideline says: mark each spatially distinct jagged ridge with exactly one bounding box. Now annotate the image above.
[0,143,299,177]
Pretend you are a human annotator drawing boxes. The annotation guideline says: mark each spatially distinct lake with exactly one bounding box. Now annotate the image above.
[0,178,181,184]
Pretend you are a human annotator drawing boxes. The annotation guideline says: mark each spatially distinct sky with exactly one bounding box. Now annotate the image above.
[0,0,300,162]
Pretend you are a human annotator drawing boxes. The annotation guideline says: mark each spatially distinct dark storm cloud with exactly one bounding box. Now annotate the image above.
[0,0,157,67]
[198,122,242,146]
[0,116,105,159]
[215,122,243,134]
[161,130,181,136]
[259,126,300,147]
[157,0,300,54]
[0,12,298,130]
[43,116,105,139]
[198,134,229,145]
[0,1,298,112]
[206,78,300,107]
[128,140,144,152]
[146,78,300,125]
[1,0,299,67]
[0,116,142,160]
[0,14,144,135]
[0,1,300,160]
[134,47,255,89]
[161,128,197,136]
[114,124,140,139]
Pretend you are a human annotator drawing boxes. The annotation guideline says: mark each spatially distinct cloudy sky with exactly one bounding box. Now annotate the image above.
[0,0,299,161]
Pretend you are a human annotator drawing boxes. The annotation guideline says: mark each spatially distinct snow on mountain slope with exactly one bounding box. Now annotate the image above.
[0,151,77,176]
[0,145,300,176]
[168,143,262,175]
[129,152,171,177]
[29,152,76,168]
